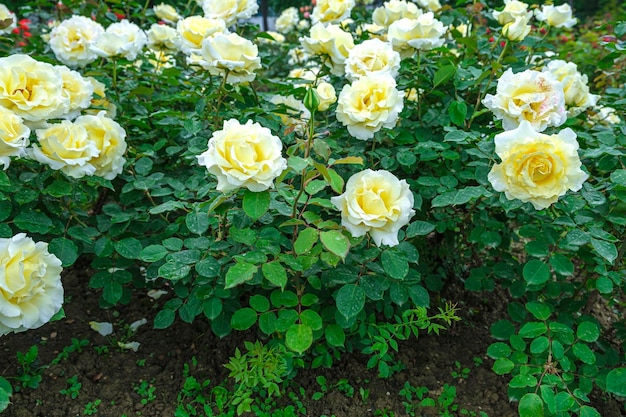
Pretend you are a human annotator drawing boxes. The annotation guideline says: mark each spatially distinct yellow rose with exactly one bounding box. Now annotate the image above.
[269,94,310,135]
[336,74,404,140]
[344,38,401,81]
[589,106,621,126]
[202,0,258,26]
[315,82,337,111]
[488,121,588,210]
[534,4,577,28]
[177,16,226,54]
[199,32,261,84]
[387,13,447,57]
[483,68,566,132]
[0,107,30,170]
[331,169,415,247]
[30,120,100,178]
[94,19,147,60]
[492,0,532,26]
[146,23,180,52]
[0,4,16,35]
[542,60,599,117]
[197,119,287,192]
[57,65,95,117]
[311,0,355,25]
[300,22,354,76]
[0,234,63,337]
[0,54,70,122]
[415,0,441,12]
[275,7,299,34]
[75,112,127,180]
[372,0,421,28]
[49,15,104,67]
[153,3,180,24]
[503,15,531,41]
[85,77,117,118]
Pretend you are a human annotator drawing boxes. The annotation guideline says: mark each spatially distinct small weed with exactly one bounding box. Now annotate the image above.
[450,361,471,379]
[136,358,146,367]
[472,357,483,368]
[83,399,101,415]
[133,380,156,405]
[60,375,81,399]
[50,338,89,365]
[15,345,42,391]
[93,345,109,355]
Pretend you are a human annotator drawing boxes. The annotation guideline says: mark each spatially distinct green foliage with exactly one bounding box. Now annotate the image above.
[59,375,82,400]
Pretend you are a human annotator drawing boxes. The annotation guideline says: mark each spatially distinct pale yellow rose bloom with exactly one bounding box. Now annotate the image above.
[331,169,415,247]
[488,121,588,210]
[311,0,355,24]
[146,23,180,52]
[344,38,401,81]
[589,106,621,126]
[258,31,286,44]
[154,3,180,24]
[0,107,30,169]
[197,119,287,192]
[535,4,577,28]
[336,74,404,140]
[388,13,447,58]
[288,67,318,82]
[372,0,421,28]
[75,111,127,180]
[0,54,70,122]
[199,32,261,84]
[57,65,95,118]
[85,77,117,118]
[49,15,104,67]
[502,15,531,41]
[275,7,299,34]
[542,60,599,117]
[315,82,337,111]
[416,0,441,12]
[483,68,566,132]
[177,16,226,54]
[269,94,311,135]
[0,234,63,337]
[202,0,258,26]
[30,120,100,178]
[0,4,16,35]
[93,19,147,60]
[300,22,354,76]
[492,0,532,25]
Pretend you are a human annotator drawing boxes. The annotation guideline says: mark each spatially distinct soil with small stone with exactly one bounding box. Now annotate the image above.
[1,265,623,417]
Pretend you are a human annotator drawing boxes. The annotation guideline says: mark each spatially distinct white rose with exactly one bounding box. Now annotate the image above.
[146,23,180,52]
[74,111,127,180]
[492,0,532,25]
[311,0,355,25]
[0,4,16,35]
[372,0,421,28]
[502,14,531,41]
[288,67,318,82]
[199,32,261,84]
[388,13,447,58]
[57,65,95,118]
[483,68,566,132]
[300,22,354,76]
[315,82,337,111]
[49,15,104,67]
[297,19,310,31]
[331,169,415,247]
[177,16,226,54]
[258,31,285,44]
[488,121,588,210]
[288,47,312,66]
[589,106,621,126]
[276,7,299,34]
[30,120,100,178]
[94,19,147,60]
[535,4,577,29]
[197,119,287,192]
[542,60,599,117]
[415,0,441,12]
[0,54,70,122]
[336,74,404,140]
[345,38,401,81]
[154,3,180,24]
[85,77,117,118]
[269,94,311,135]
[202,0,258,26]
[0,107,29,170]
[0,234,63,337]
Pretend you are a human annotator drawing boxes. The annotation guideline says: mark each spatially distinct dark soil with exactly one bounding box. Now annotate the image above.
[0,267,622,417]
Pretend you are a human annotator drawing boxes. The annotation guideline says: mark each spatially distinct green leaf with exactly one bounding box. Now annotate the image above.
[242,190,270,220]
[510,374,538,388]
[405,221,435,237]
[579,406,602,417]
[491,319,515,340]
[320,230,350,261]
[225,262,258,289]
[231,308,257,330]
[523,260,551,285]
[159,262,191,281]
[186,211,210,235]
[196,257,221,278]
[519,322,547,338]
[203,298,222,320]
[518,393,544,417]
[577,321,600,343]
[0,377,11,412]
[433,64,456,87]
[103,281,123,304]
[487,342,512,359]
[610,169,626,186]
[381,249,409,280]
[530,336,549,354]
[115,238,142,259]
[140,245,168,262]
[294,227,319,255]
[554,392,575,413]
[448,100,467,126]
[300,309,322,331]
[572,343,596,365]
[492,358,514,375]
[258,311,276,334]
[590,238,617,263]
[549,254,574,276]
[14,210,54,234]
[153,309,175,329]
[262,262,287,289]
[325,324,345,347]
[606,368,626,396]
[336,284,365,320]
[49,237,79,267]
[44,180,72,197]
[286,324,313,354]
[249,295,270,313]
[525,302,551,320]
